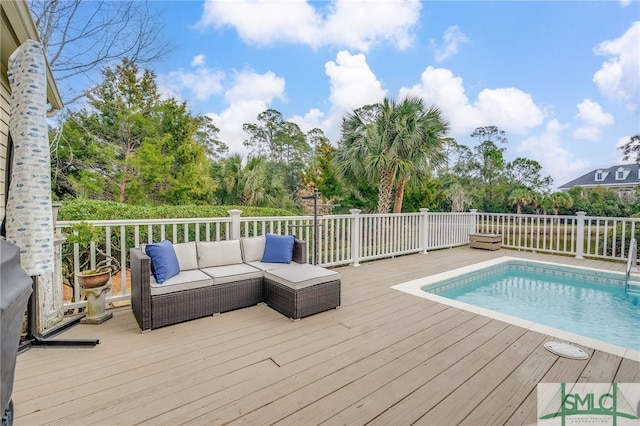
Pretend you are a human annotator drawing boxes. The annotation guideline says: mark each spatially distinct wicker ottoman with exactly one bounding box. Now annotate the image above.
[263,264,341,320]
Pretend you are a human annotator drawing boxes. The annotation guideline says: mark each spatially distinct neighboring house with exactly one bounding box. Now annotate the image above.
[1,0,62,224]
[558,164,640,199]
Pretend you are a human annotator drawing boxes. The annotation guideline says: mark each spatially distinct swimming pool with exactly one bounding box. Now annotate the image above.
[391,257,640,357]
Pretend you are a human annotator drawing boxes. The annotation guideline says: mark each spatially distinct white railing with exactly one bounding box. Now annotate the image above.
[425,212,477,250]
[56,216,234,308]
[476,212,580,255]
[56,209,640,310]
[357,212,422,263]
[581,215,640,260]
[477,211,640,261]
[56,209,476,309]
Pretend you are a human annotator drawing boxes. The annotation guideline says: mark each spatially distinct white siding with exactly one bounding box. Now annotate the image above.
[1,61,10,223]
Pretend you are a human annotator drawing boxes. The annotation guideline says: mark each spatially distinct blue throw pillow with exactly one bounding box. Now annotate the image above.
[261,233,295,264]
[145,240,180,284]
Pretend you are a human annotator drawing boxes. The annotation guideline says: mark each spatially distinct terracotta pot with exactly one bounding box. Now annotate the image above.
[77,270,111,289]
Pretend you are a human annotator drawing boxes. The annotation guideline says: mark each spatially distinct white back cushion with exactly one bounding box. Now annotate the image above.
[197,240,243,268]
[241,236,266,262]
[172,241,198,271]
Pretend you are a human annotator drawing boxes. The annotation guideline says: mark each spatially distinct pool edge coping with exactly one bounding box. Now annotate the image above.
[391,256,640,362]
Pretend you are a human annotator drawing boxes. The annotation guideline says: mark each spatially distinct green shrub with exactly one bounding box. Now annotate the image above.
[57,199,294,221]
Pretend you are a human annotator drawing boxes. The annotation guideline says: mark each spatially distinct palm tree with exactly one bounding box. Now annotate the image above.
[237,157,290,207]
[336,97,448,213]
[239,157,273,206]
[215,155,285,207]
[508,188,533,215]
[390,99,448,213]
[546,191,574,215]
[216,154,243,204]
[531,192,546,215]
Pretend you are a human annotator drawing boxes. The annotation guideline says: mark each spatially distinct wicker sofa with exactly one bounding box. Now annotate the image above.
[130,237,341,331]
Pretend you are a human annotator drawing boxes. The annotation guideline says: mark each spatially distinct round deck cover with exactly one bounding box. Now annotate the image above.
[543,341,589,359]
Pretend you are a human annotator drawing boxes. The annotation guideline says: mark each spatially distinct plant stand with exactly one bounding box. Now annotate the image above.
[80,283,113,324]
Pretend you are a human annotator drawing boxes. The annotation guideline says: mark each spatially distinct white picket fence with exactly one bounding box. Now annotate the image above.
[56,209,639,309]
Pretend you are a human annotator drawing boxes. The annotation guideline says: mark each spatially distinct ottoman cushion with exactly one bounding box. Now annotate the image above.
[264,264,340,290]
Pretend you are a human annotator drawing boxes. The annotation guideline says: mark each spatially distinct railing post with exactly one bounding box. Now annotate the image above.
[419,208,429,254]
[228,209,242,240]
[350,209,361,267]
[470,209,478,234]
[575,211,586,259]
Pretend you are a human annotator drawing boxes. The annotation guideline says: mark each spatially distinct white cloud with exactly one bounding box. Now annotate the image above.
[573,98,614,141]
[195,0,421,52]
[321,0,420,51]
[432,25,469,62]
[289,108,326,135]
[620,0,631,7]
[296,51,387,142]
[575,99,615,127]
[206,71,286,154]
[325,51,387,112]
[191,54,206,67]
[573,127,602,142]
[399,66,544,136]
[517,119,590,188]
[195,0,321,46]
[615,135,635,163]
[593,21,640,108]
[224,71,285,104]
[474,88,544,133]
[158,55,225,101]
[290,51,388,143]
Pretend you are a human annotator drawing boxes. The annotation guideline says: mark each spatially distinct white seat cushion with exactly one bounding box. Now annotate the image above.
[172,241,198,271]
[246,260,301,271]
[241,236,266,262]
[150,269,213,296]
[264,264,340,290]
[200,263,263,285]
[197,240,243,268]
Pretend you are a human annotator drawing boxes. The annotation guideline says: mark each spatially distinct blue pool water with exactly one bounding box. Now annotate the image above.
[421,261,640,350]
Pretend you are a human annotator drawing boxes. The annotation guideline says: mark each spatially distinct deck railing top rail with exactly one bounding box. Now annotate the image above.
[56,216,233,227]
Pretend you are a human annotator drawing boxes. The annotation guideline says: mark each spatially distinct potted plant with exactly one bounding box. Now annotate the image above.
[76,256,119,288]
[63,222,120,289]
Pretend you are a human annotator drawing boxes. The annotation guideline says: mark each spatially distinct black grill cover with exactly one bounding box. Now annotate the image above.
[0,240,32,414]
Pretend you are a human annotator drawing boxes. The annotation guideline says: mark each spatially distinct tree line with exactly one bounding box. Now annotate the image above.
[51,59,640,218]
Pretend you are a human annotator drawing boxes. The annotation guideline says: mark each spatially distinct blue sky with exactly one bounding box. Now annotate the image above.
[125,1,638,189]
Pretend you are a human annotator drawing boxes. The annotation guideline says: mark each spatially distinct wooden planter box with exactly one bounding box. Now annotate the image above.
[469,233,502,251]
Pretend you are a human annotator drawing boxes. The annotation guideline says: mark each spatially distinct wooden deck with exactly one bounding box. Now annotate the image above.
[12,248,640,425]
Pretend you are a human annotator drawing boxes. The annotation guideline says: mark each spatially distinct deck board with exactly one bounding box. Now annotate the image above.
[365,324,528,426]
[505,349,596,425]
[12,247,640,425]
[248,310,482,426]
[458,343,558,426]
[415,331,548,425]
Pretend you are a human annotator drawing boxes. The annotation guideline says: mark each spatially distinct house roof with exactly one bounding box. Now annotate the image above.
[1,0,63,114]
[558,164,640,190]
